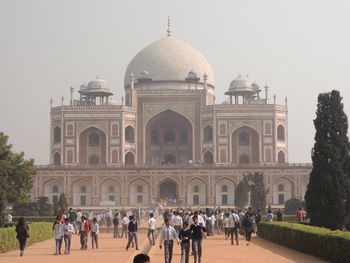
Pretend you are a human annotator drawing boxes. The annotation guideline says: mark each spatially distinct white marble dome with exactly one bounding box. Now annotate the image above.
[229,74,252,91]
[86,77,110,91]
[124,36,215,88]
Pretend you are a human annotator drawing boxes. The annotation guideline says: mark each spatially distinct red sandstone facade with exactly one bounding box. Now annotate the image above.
[33,31,311,207]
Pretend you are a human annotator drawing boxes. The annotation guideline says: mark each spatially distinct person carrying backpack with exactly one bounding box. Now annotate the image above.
[242,213,254,246]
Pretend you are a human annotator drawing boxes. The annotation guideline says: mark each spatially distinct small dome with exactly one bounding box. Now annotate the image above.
[86,77,110,91]
[252,81,261,91]
[188,70,197,76]
[229,74,252,91]
[140,71,149,76]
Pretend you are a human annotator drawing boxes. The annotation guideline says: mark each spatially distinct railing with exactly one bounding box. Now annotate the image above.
[51,105,135,112]
[213,104,287,110]
[34,162,312,170]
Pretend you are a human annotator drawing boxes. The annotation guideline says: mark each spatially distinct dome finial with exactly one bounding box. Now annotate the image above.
[167,16,172,37]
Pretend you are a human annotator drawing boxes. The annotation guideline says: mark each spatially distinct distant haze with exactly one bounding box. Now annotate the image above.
[1,0,350,164]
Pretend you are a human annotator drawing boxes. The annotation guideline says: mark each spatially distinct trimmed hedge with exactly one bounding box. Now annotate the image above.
[12,216,55,223]
[258,222,350,263]
[0,222,53,253]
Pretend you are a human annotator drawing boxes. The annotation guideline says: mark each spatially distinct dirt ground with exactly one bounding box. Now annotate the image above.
[0,229,328,263]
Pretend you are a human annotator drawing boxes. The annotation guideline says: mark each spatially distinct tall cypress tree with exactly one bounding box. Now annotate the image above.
[234,175,249,208]
[249,172,268,213]
[305,90,350,230]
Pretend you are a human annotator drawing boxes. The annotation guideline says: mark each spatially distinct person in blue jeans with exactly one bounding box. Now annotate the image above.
[179,221,191,263]
[159,218,179,263]
[126,215,139,250]
[189,215,206,263]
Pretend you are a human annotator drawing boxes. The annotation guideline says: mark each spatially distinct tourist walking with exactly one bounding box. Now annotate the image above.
[15,217,29,256]
[159,218,179,263]
[121,213,129,238]
[228,210,240,245]
[190,215,206,263]
[90,217,99,249]
[179,221,191,263]
[63,218,74,254]
[172,211,183,234]
[53,218,64,255]
[242,213,254,246]
[79,216,90,249]
[223,213,230,239]
[126,215,139,250]
[148,213,157,245]
[113,212,120,238]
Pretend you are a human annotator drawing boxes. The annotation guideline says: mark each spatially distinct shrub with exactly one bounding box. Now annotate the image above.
[12,216,55,223]
[258,222,350,263]
[0,222,53,253]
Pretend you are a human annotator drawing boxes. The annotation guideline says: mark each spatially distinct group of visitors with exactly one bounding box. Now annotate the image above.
[13,205,308,260]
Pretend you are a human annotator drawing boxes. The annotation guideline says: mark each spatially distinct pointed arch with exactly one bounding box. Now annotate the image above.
[100,178,121,206]
[186,177,207,206]
[43,178,63,204]
[203,151,213,164]
[277,124,285,141]
[145,109,193,165]
[125,151,135,164]
[129,178,150,205]
[278,150,286,163]
[215,177,236,206]
[79,126,107,165]
[232,125,260,164]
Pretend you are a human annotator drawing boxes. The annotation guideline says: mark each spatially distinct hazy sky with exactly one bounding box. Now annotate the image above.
[1,0,350,164]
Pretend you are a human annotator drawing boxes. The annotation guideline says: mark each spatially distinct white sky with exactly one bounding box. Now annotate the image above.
[1,0,350,164]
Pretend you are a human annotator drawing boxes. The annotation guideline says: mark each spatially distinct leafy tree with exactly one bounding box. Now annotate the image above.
[0,132,35,226]
[305,90,350,230]
[234,175,249,208]
[284,198,306,215]
[249,172,268,212]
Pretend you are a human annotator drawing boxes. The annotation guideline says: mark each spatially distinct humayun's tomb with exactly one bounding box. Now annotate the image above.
[31,21,311,207]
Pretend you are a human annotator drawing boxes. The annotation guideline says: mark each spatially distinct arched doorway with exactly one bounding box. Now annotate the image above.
[203,151,213,164]
[232,126,260,164]
[79,127,106,165]
[145,110,193,164]
[125,152,135,164]
[159,180,177,201]
[100,179,121,206]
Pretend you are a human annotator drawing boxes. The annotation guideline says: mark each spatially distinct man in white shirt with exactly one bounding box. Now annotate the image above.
[172,211,183,234]
[76,209,82,230]
[189,211,205,226]
[121,214,129,238]
[90,217,99,249]
[228,210,240,245]
[148,213,157,245]
[63,218,74,254]
[159,218,180,263]
[88,210,94,221]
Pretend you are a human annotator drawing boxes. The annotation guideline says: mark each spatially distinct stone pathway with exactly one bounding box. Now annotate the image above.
[0,230,328,262]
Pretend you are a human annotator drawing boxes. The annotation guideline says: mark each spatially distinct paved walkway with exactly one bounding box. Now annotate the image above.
[149,234,328,263]
[0,230,328,263]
